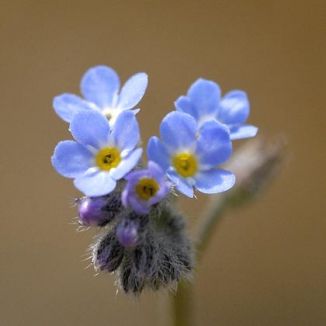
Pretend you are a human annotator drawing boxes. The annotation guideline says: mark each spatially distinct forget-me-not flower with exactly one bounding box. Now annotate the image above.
[147,111,235,198]
[122,161,170,214]
[175,78,258,140]
[53,65,148,126]
[52,110,142,197]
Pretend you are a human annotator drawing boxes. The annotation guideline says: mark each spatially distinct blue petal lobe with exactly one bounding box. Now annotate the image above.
[147,161,165,181]
[230,125,258,140]
[110,148,143,180]
[51,140,92,178]
[167,169,194,198]
[196,121,232,167]
[80,65,120,108]
[218,90,250,124]
[160,112,197,152]
[175,96,198,120]
[195,169,235,194]
[187,78,221,117]
[74,170,116,196]
[111,111,140,151]
[53,94,94,123]
[147,136,170,171]
[117,73,148,110]
[128,196,149,214]
[70,110,110,148]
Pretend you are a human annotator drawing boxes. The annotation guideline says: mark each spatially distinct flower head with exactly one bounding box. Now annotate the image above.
[53,65,148,126]
[51,64,260,296]
[147,111,235,197]
[175,78,258,140]
[122,161,170,214]
[51,110,142,196]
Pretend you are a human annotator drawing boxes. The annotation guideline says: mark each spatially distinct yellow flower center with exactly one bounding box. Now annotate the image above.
[135,178,159,201]
[172,152,198,177]
[95,147,121,171]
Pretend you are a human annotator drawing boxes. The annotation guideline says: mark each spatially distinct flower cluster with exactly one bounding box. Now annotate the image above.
[51,66,257,294]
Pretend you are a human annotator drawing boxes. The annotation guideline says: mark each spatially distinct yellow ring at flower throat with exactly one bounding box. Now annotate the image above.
[95,147,121,171]
[172,152,198,177]
[135,178,159,201]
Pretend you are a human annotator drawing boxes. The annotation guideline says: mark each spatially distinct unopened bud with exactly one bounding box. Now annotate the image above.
[78,196,111,226]
[116,219,139,248]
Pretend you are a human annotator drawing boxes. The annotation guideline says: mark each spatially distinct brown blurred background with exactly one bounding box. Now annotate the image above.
[1,0,325,325]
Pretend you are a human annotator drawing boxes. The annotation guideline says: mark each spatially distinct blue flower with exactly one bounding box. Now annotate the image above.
[51,110,142,197]
[175,78,258,140]
[147,111,235,198]
[122,161,170,214]
[53,65,148,126]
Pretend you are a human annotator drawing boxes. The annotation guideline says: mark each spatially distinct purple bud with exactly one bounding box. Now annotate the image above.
[117,220,138,248]
[78,196,110,226]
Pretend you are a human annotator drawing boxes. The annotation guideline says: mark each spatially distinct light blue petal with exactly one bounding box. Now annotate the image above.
[174,96,198,120]
[167,169,194,198]
[111,111,140,151]
[74,169,116,196]
[147,161,165,181]
[51,140,92,178]
[147,136,170,171]
[187,78,221,117]
[53,94,94,123]
[160,112,197,152]
[195,169,235,194]
[230,125,258,140]
[110,148,143,180]
[218,90,250,124]
[80,65,120,108]
[70,110,110,148]
[196,121,232,167]
[132,108,140,115]
[117,73,148,110]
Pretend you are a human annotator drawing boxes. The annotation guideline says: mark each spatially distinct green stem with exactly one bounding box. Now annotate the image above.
[171,198,228,326]
[172,280,194,326]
